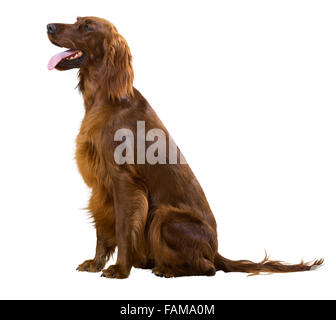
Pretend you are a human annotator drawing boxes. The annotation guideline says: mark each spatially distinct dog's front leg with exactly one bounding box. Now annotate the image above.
[77,227,116,272]
[77,189,116,272]
[101,173,148,279]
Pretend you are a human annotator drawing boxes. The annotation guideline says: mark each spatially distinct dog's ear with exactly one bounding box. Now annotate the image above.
[103,31,134,102]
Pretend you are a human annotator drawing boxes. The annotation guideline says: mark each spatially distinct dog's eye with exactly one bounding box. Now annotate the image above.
[84,24,93,32]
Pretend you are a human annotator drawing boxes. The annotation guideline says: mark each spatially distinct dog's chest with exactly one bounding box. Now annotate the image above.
[75,115,108,188]
[75,135,96,187]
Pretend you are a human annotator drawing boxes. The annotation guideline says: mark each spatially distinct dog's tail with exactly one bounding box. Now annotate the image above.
[214,252,323,276]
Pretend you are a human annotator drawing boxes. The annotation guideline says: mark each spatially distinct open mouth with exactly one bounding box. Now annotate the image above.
[47,49,86,70]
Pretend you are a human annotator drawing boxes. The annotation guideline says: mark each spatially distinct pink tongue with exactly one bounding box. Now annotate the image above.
[47,50,78,70]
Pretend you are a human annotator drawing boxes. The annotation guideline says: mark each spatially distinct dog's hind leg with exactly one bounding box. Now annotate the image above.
[149,206,218,277]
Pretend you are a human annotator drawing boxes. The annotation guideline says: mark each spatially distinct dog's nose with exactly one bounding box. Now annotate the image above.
[47,24,57,34]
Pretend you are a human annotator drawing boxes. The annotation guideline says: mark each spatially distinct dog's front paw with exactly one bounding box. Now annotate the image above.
[77,259,105,273]
[152,267,174,278]
[101,264,130,279]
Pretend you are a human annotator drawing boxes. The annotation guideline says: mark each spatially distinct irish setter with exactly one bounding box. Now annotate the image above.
[47,16,322,278]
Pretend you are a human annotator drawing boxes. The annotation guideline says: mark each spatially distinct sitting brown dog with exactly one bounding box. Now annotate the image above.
[47,16,322,278]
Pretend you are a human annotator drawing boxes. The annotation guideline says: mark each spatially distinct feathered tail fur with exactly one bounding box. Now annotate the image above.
[215,252,323,276]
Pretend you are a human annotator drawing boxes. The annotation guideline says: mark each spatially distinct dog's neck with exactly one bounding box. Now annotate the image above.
[78,66,133,112]
[78,67,105,112]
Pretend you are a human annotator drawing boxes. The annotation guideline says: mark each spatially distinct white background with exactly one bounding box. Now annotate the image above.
[0,0,335,299]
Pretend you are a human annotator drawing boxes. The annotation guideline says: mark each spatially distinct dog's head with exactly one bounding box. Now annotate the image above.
[47,17,134,100]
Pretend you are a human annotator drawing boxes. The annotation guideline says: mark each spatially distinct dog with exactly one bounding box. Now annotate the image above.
[47,16,323,278]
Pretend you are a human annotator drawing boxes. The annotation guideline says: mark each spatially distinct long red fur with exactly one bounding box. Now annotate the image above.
[47,17,323,278]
